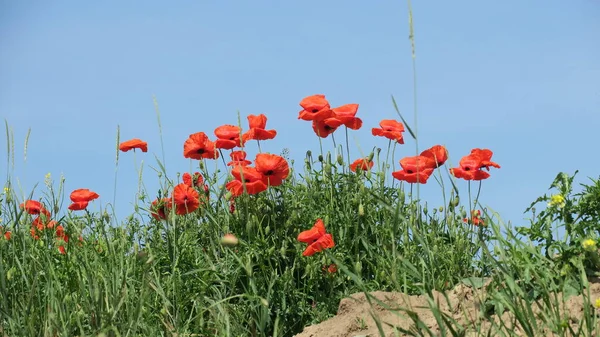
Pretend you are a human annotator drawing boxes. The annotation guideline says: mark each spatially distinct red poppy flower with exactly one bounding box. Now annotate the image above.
[303,233,335,257]
[297,218,327,243]
[68,201,88,211]
[55,225,65,239]
[227,150,252,167]
[3,231,10,240]
[464,210,485,226]
[372,120,405,144]
[322,263,337,274]
[254,153,290,186]
[350,158,374,172]
[183,132,219,160]
[32,216,57,231]
[392,156,437,184]
[150,197,171,220]
[420,145,448,167]
[171,183,200,215]
[68,188,99,211]
[332,104,362,130]
[450,148,500,181]
[312,118,343,138]
[470,149,501,170]
[20,200,51,217]
[58,245,66,255]
[70,189,99,203]
[30,227,39,240]
[297,219,335,257]
[298,94,335,121]
[226,166,268,197]
[119,138,148,152]
[242,114,277,142]
[214,125,243,150]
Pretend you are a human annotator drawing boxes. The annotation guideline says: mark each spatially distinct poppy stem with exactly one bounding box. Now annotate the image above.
[256,140,262,153]
[345,127,350,170]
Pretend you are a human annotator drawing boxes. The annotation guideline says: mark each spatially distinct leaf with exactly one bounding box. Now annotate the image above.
[460,277,486,289]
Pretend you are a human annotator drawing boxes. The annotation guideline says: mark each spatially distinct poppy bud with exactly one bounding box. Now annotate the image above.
[460,209,467,219]
[423,207,428,215]
[306,150,312,159]
[355,261,362,274]
[280,242,287,256]
[337,153,344,166]
[221,233,239,247]
[368,151,375,162]
[450,196,460,209]
[265,225,270,235]
[432,207,437,214]
[304,158,311,170]
[439,206,444,212]
[318,155,324,162]
[326,152,332,165]
[198,161,205,170]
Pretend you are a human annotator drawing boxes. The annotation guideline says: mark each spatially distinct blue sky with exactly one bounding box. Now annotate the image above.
[1,0,599,228]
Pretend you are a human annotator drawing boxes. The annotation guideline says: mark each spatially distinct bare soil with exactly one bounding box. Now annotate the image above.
[294,279,600,337]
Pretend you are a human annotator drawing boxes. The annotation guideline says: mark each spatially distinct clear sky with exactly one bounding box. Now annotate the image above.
[1,1,599,228]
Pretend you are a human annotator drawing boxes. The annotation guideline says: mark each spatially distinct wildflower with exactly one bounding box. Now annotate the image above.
[311,118,342,138]
[2,187,8,194]
[119,138,148,152]
[322,264,337,274]
[331,104,362,130]
[221,233,239,247]
[242,114,277,142]
[548,194,566,208]
[350,158,374,172]
[298,219,335,257]
[372,120,405,144]
[150,197,171,220]
[0,226,10,240]
[182,172,208,194]
[303,234,335,257]
[450,149,500,181]
[68,188,99,211]
[392,156,437,184]
[464,210,485,226]
[225,166,268,197]
[227,151,252,167]
[171,183,200,215]
[254,153,290,187]
[214,125,243,150]
[298,94,334,121]
[595,298,600,309]
[20,200,51,217]
[420,145,448,167]
[58,246,66,255]
[183,132,219,160]
[32,217,57,231]
[582,238,597,252]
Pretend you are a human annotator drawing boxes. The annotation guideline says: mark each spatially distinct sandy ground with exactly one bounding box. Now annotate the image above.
[294,279,600,337]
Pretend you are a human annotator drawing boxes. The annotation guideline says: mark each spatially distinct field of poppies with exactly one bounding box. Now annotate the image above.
[1,94,600,337]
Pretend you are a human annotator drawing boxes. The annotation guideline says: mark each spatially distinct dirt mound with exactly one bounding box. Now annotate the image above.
[294,280,600,337]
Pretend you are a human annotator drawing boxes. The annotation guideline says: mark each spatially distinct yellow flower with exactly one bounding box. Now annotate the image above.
[548,194,566,208]
[2,187,8,194]
[582,238,597,252]
[595,298,600,309]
